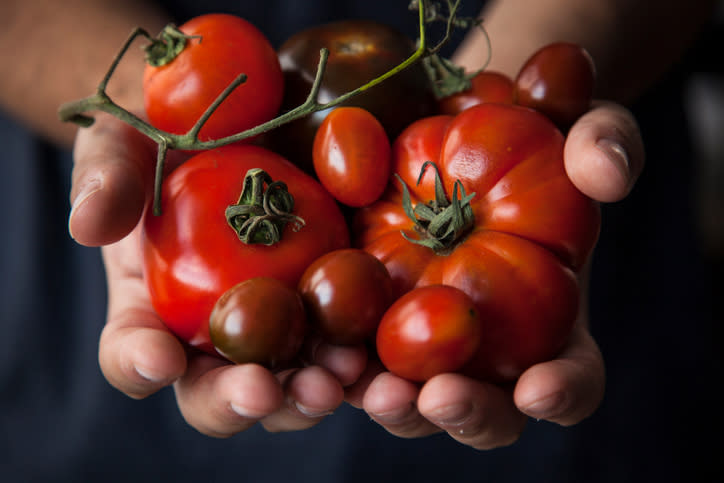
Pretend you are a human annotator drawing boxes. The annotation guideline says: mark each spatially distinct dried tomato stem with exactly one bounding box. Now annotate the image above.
[225,168,305,246]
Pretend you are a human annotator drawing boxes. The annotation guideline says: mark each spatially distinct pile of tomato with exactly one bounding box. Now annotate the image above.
[140,13,600,384]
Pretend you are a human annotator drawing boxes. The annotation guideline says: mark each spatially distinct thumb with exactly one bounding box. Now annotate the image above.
[68,113,154,246]
[564,102,645,203]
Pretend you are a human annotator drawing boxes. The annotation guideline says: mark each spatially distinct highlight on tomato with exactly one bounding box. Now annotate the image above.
[143,13,284,142]
[355,103,601,383]
[298,248,393,346]
[142,144,350,355]
[312,107,391,207]
[376,284,482,382]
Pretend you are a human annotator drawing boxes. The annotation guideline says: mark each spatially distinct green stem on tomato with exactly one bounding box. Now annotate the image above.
[397,161,476,252]
[225,168,305,246]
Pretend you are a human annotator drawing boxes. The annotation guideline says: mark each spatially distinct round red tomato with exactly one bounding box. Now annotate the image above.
[376,285,482,382]
[514,42,596,128]
[355,103,600,382]
[313,107,391,207]
[209,277,307,368]
[438,71,514,115]
[143,13,283,141]
[298,249,393,345]
[142,144,349,354]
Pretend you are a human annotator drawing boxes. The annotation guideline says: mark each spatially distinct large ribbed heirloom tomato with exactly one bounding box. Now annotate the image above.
[354,103,600,382]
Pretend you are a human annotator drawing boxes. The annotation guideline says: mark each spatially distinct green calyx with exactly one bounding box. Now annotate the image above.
[225,168,305,246]
[144,24,200,67]
[398,161,476,252]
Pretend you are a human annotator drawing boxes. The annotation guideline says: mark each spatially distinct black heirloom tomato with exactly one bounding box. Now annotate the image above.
[263,20,437,173]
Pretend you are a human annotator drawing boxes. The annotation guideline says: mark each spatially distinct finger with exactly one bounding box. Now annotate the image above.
[173,358,284,438]
[363,372,440,438]
[69,113,154,246]
[418,374,528,450]
[98,250,187,399]
[513,323,606,426]
[261,366,345,432]
[345,358,386,409]
[302,335,368,387]
[564,102,645,203]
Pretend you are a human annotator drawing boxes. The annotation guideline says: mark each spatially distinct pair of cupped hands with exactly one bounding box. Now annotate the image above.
[68,100,643,449]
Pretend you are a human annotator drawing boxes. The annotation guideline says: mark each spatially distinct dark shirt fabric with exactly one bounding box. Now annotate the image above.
[1,2,720,482]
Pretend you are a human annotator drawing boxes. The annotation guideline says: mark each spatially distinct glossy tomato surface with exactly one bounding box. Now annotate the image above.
[143,14,283,141]
[209,277,307,368]
[298,249,393,345]
[376,285,482,382]
[514,42,595,128]
[263,20,436,172]
[313,107,391,207]
[438,71,514,115]
[143,144,349,354]
[355,103,600,382]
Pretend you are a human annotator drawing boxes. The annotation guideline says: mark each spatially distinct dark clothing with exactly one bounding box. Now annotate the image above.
[1,2,720,482]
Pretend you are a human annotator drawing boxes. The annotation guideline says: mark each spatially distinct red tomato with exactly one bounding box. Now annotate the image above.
[355,104,600,382]
[298,249,393,345]
[313,107,391,207]
[143,14,283,141]
[514,42,596,128]
[438,71,514,115]
[376,285,482,382]
[209,277,307,368]
[142,144,349,354]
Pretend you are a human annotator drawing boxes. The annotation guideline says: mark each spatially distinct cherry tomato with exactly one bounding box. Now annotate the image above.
[355,104,600,382]
[143,14,283,141]
[298,249,393,345]
[142,144,349,354]
[263,20,436,172]
[438,71,514,115]
[209,277,306,368]
[313,107,391,207]
[514,42,596,128]
[376,285,482,382]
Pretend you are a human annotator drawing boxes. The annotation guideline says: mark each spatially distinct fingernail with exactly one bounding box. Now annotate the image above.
[68,178,102,238]
[596,138,630,182]
[230,402,265,420]
[426,402,473,427]
[369,403,414,424]
[133,363,168,384]
[294,401,334,418]
[521,391,567,419]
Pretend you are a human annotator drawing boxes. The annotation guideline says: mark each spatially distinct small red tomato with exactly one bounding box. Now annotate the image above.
[438,71,514,115]
[143,13,283,141]
[376,285,482,382]
[514,42,596,128]
[209,277,306,368]
[298,249,393,345]
[313,107,391,207]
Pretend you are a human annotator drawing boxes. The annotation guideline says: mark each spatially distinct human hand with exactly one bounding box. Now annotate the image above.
[345,102,644,449]
[69,113,368,437]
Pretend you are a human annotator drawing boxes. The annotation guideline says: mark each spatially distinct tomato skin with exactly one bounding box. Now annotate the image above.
[313,107,391,207]
[355,103,600,382]
[143,14,283,142]
[298,249,393,345]
[514,42,595,128]
[263,20,436,172]
[438,71,515,115]
[142,144,349,354]
[209,277,307,368]
[376,285,482,382]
